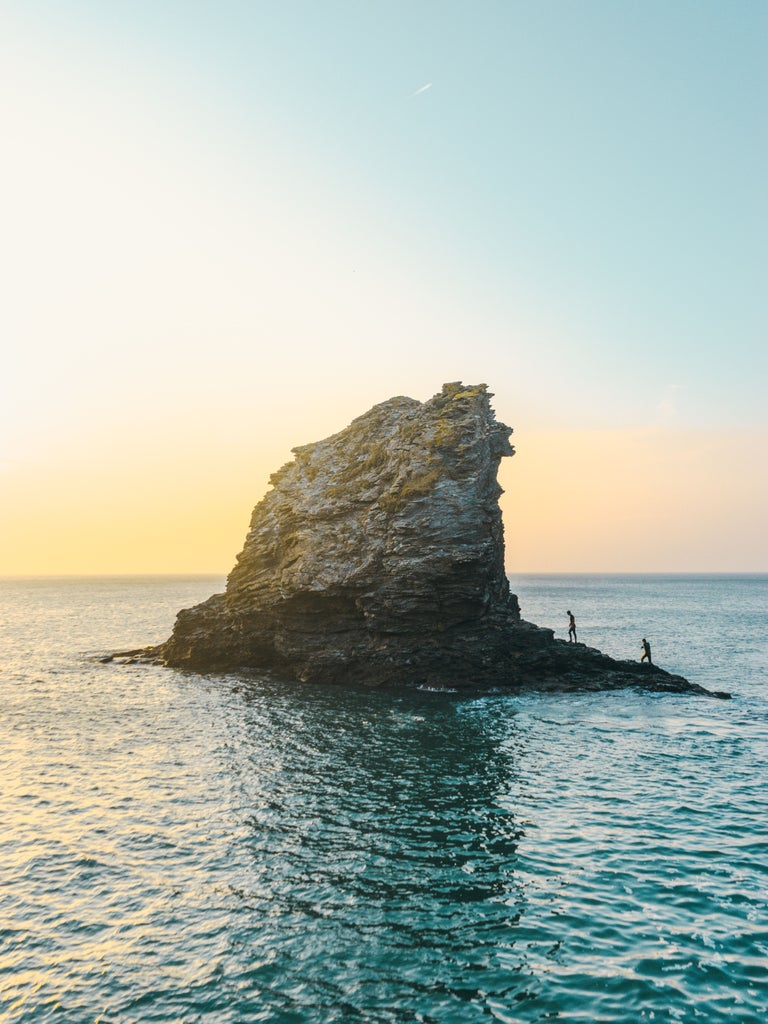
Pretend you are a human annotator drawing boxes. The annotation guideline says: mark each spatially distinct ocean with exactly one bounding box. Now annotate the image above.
[1,574,766,1023]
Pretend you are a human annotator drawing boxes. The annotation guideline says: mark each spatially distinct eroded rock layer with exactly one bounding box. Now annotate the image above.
[146,383,728,698]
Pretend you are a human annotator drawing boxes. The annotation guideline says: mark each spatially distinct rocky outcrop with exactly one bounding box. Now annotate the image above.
[131,383,728,698]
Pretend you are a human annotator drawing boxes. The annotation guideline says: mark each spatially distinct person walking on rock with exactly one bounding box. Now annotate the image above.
[567,611,577,643]
[641,638,652,665]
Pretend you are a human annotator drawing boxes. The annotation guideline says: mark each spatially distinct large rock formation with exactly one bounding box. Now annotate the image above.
[128,383,728,698]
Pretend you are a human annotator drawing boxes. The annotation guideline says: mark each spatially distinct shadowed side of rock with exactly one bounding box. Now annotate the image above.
[142,382,729,699]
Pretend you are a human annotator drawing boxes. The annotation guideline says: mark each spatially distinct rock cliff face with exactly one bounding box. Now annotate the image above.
[147,383,728,698]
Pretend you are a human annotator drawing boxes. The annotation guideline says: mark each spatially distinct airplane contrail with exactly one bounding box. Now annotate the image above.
[411,82,432,96]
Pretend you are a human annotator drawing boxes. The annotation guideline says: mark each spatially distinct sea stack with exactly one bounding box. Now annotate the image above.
[149,383,728,698]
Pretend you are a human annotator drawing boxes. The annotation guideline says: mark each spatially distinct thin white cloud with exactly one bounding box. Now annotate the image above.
[411,82,432,96]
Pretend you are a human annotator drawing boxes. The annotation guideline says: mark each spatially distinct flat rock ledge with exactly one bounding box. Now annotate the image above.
[109,383,730,700]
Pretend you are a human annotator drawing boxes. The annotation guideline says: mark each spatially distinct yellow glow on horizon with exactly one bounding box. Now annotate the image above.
[501,426,768,573]
[0,432,281,575]
[3,423,766,576]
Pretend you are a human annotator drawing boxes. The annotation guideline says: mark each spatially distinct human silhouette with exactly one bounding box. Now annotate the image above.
[567,610,577,643]
[641,638,652,665]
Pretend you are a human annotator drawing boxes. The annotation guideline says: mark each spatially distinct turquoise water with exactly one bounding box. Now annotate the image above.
[1,575,767,1023]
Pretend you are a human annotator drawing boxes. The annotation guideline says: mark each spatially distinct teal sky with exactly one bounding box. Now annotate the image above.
[41,0,764,423]
[2,2,766,572]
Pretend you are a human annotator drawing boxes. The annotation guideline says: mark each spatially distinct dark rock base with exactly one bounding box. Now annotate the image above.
[105,617,731,700]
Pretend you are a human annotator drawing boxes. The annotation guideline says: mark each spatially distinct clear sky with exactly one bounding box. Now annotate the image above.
[2,1,766,574]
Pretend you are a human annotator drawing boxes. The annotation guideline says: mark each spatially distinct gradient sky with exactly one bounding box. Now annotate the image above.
[2,1,766,574]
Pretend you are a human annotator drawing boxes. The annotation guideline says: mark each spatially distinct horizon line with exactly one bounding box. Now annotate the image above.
[2,570,767,580]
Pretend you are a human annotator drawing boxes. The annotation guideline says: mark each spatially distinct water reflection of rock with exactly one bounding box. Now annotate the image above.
[222,683,530,1014]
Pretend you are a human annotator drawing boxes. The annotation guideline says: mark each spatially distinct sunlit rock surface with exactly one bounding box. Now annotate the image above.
[141,383,728,698]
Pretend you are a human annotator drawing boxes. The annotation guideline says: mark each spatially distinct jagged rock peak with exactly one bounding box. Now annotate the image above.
[159,382,520,681]
[227,381,514,600]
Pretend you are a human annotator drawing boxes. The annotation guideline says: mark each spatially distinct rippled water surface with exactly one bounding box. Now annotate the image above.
[1,575,767,1023]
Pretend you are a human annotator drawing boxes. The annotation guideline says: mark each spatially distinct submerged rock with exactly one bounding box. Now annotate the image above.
[147,383,728,699]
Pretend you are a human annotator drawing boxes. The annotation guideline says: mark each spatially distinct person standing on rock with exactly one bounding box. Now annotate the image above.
[567,611,577,643]
[641,638,652,665]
